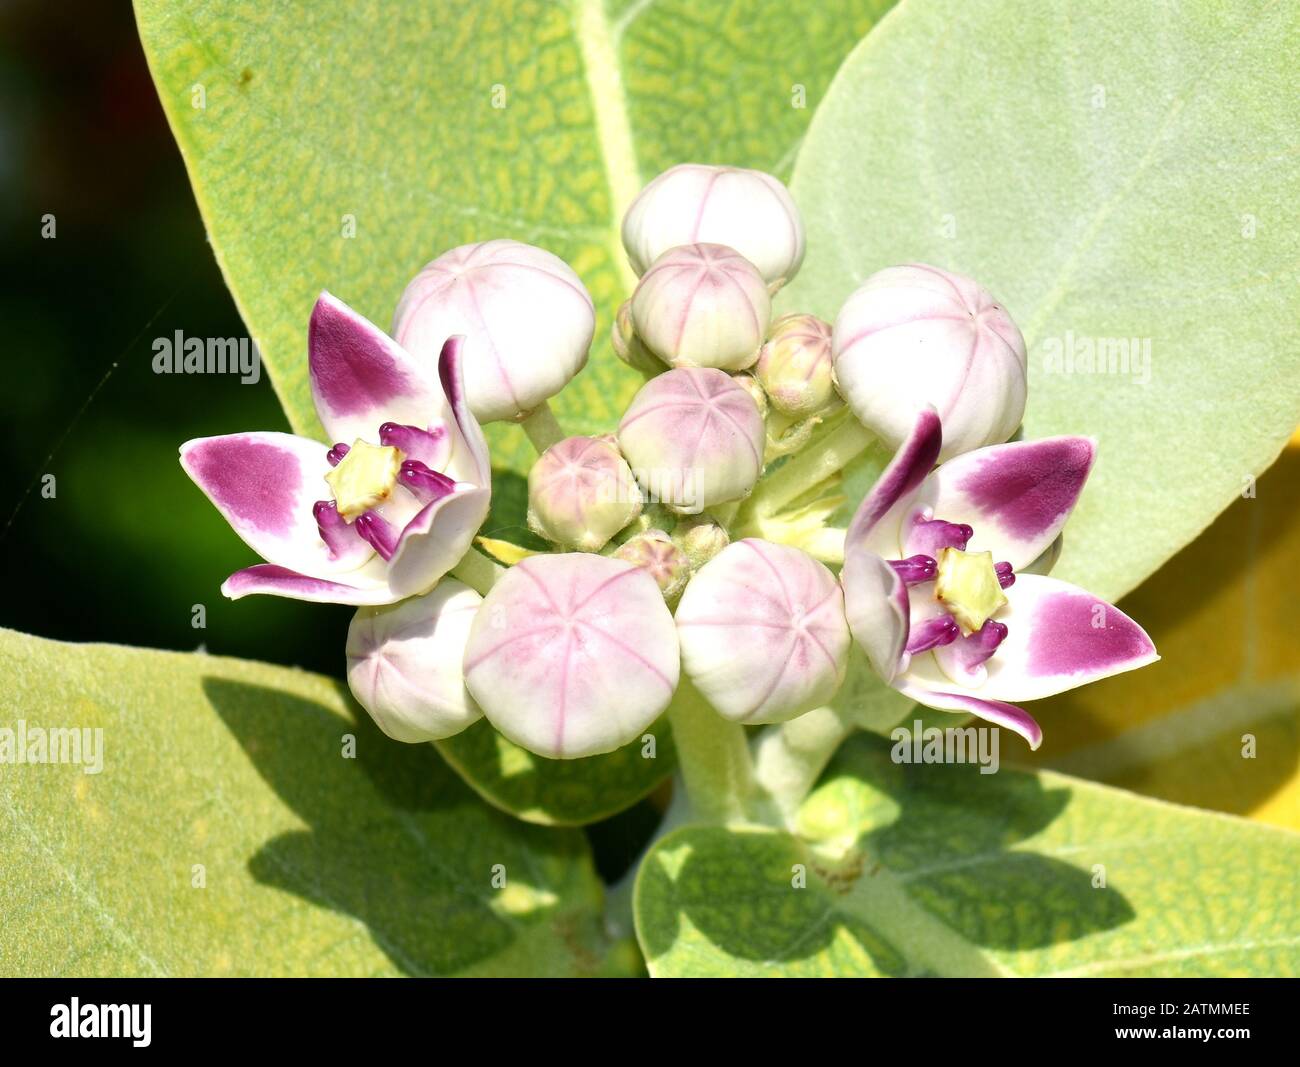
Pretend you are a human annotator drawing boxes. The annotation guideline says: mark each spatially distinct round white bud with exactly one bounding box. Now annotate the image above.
[617,367,764,512]
[392,239,595,423]
[621,163,805,288]
[527,435,642,550]
[629,243,771,371]
[463,554,680,759]
[346,580,483,742]
[675,539,850,723]
[832,264,1027,461]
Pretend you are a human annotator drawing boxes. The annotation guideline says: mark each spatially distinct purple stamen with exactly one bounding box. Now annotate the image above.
[910,516,973,557]
[326,442,351,467]
[905,615,961,655]
[995,561,1015,588]
[399,459,456,503]
[890,554,938,585]
[354,512,400,561]
[313,500,363,560]
[964,619,1008,667]
[379,422,449,467]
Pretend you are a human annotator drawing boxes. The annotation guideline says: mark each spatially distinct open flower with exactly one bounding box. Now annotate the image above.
[180,293,491,604]
[841,408,1157,748]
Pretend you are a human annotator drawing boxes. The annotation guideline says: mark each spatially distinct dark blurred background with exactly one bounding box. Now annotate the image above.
[0,1,350,674]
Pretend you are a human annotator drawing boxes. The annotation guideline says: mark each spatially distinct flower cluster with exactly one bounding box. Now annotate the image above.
[183,162,1156,759]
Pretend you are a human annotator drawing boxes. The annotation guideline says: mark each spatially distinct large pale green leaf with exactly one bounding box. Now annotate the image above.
[784,0,1300,601]
[634,735,1300,976]
[133,0,895,474]
[0,629,636,977]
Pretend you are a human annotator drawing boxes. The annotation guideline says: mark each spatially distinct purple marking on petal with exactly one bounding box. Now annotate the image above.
[909,516,972,556]
[846,407,942,546]
[906,615,960,654]
[309,293,423,418]
[1026,590,1154,677]
[956,436,1096,542]
[995,561,1015,588]
[437,334,491,484]
[313,500,364,561]
[379,422,450,469]
[890,554,937,585]
[326,442,351,467]
[355,512,399,561]
[182,437,301,536]
[399,460,456,503]
[222,564,391,605]
[898,681,1043,750]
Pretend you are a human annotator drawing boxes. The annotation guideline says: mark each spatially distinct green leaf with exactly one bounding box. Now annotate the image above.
[634,734,1300,976]
[435,715,674,826]
[0,628,636,976]
[133,0,897,474]
[784,0,1300,601]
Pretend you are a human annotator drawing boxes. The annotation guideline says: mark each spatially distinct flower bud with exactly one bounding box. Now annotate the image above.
[832,263,1027,461]
[611,299,665,376]
[527,435,642,550]
[346,580,483,742]
[392,239,595,424]
[621,163,805,288]
[615,529,690,601]
[618,367,764,512]
[671,514,729,568]
[463,554,680,758]
[755,313,836,418]
[675,539,849,723]
[733,373,769,419]
[630,244,771,371]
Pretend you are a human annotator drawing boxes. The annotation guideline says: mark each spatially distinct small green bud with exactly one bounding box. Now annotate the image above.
[672,514,729,568]
[615,529,691,601]
[611,299,665,376]
[754,313,836,418]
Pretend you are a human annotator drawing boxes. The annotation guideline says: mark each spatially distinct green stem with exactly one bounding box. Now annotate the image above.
[449,547,505,595]
[519,400,565,454]
[665,678,759,824]
[751,706,857,828]
[747,415,873,519]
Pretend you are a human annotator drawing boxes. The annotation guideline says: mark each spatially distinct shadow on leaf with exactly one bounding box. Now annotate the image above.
[640,735,1135,974]
[202,677,603,976]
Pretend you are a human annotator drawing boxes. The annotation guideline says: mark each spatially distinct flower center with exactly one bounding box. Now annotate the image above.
[324,438,402,522]
[934,547,1008,634]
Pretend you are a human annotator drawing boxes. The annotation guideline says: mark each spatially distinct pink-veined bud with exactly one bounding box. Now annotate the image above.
[832,263,1027,461]
[527,435,642,550]
[392,239,595,424]
[463,554,680,758]
[345,580,483,742]
[733,373,769,418]
[621,163,806,289]
[630,244,771,371]
[612,299,666,375]
[674,539,850,723]
[755,313,837,418]
[618,367,764,512]
[615,529,690,601]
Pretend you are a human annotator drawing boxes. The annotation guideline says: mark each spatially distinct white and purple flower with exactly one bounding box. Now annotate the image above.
[180,293,491,605]
[841,407,1158,749]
